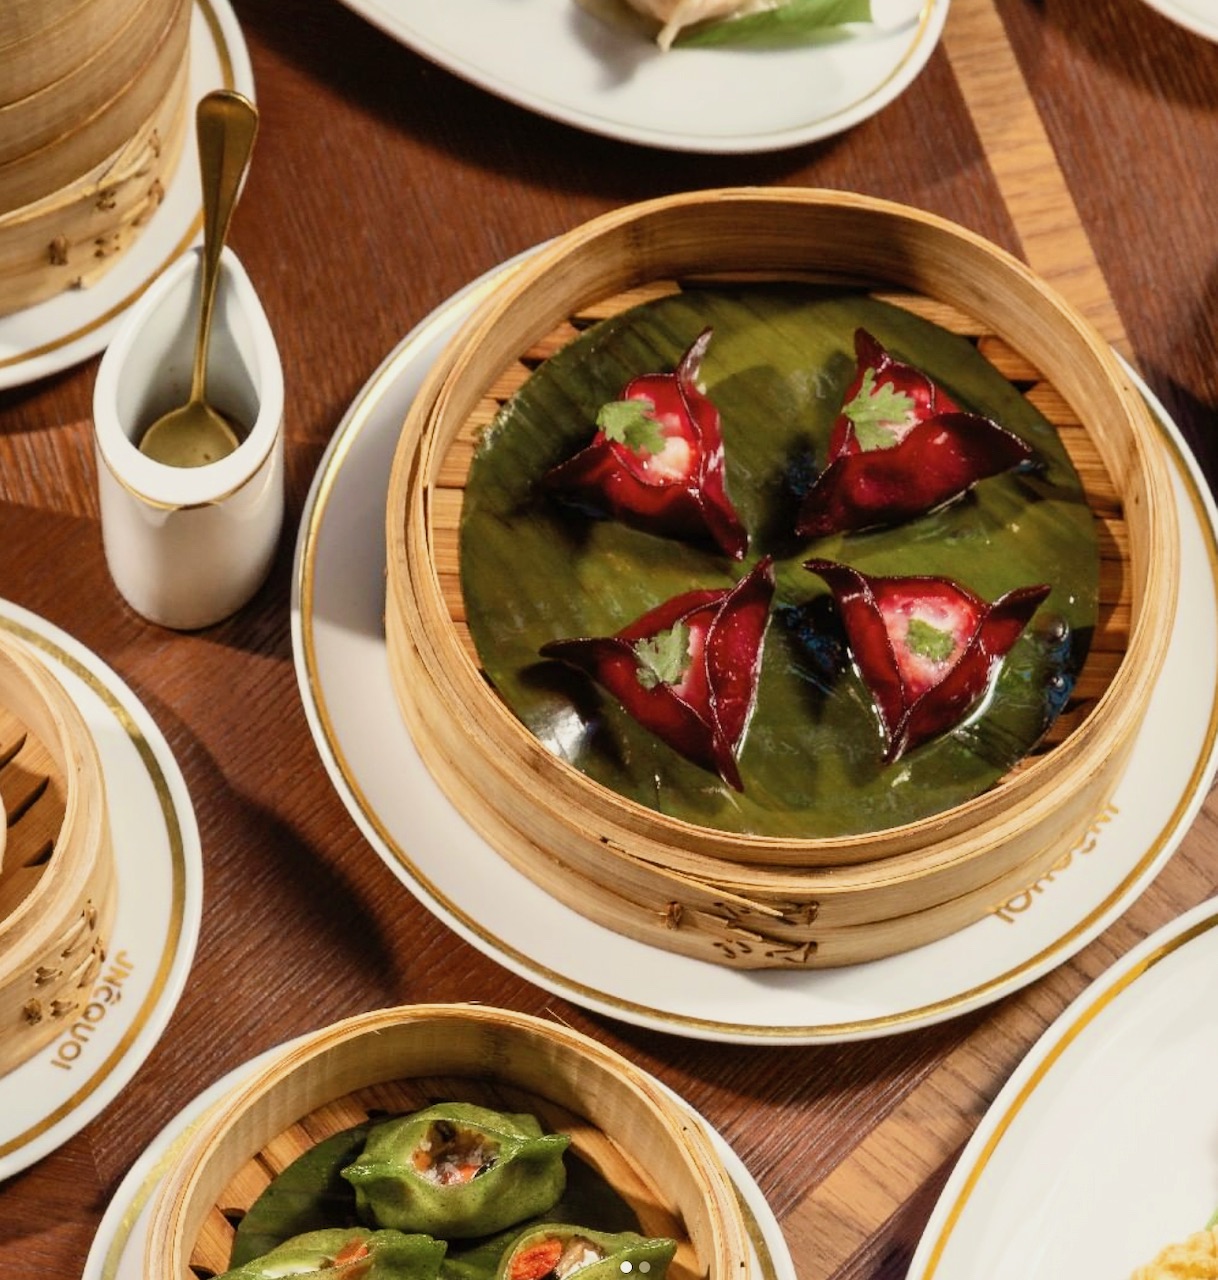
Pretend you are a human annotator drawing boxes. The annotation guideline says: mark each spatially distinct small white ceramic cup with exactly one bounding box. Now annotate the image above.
[93,245,284,630]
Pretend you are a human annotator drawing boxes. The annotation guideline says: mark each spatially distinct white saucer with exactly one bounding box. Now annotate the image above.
[290,262,1218,1045]
[0,0,254,391]
[0,602,201,1180]
[336,0,948,153]
[82,1038,795,1280]
[908,894,1218,1278]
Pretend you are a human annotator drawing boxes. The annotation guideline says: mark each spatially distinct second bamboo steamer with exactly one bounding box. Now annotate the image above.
[384,188,1177,969]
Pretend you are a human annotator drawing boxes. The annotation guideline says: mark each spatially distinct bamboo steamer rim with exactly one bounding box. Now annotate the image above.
[0,632,108,940]
[386,186,1177,870]
[145,1003,748,1280]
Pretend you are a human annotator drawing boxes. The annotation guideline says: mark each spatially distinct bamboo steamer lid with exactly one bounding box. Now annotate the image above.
[0,631,115,1076]
[384,188,1178,969]
[145,1004,751,1280]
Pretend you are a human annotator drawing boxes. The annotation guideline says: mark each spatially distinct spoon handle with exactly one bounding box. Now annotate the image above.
[189,89,259,405]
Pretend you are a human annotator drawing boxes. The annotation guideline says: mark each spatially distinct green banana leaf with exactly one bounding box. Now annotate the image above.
[459,286,1099,838]
[674,0,872,48]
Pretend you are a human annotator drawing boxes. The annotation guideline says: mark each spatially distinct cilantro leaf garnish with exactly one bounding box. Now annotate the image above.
[597,399,666,456]
[634,622,692,690]
[906,617,956,663]
[842,367,915,452]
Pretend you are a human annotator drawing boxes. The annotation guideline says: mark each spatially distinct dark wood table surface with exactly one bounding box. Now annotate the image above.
[3,0,1218,1276]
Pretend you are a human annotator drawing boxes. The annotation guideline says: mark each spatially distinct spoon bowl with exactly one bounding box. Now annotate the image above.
[138,89,258,467]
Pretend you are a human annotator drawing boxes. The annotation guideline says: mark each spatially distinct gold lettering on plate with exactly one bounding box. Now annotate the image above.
[48,950,134,1072]
[991,803,1119,924]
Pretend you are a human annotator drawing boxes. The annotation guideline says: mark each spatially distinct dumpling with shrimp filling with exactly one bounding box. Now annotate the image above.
[497,1224,677,1280]
[341,1103,570,1239]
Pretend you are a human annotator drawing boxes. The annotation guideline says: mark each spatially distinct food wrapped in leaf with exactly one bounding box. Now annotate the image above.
[805,558,1051,763]
[341,1103,569,1240]
[543,328,749,561]
[795,328,1036,538]
[215,1227,446,1280]
[540,557,774,791]
[497,1224,676,1280]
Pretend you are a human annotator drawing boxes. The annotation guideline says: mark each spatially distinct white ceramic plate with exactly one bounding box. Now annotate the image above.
[290,263,1218,1045]
[335,0,948,153]
[0,602,201,1179]
[1139,0,1218,41]
[82,1036,795,1280]
[908,894,1218,1278]
[0,0,254,391]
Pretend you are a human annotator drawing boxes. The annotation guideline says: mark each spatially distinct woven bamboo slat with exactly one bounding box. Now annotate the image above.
[384,188,1178,969]
[0,632,114,1076]
[144,1005,751,1280]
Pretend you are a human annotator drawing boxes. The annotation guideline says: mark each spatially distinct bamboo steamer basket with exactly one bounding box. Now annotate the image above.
[0,0,189,214]
[384,188,1178,969]
[0,630,115,1076]
[0,0,190,316]
[145,1004,750,1280]
[0,49,189,315]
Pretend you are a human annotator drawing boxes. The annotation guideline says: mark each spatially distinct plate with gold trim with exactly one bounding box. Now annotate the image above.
[0,602,200,1179]
[908,894,1218,1278]
[0,0,254,391]
[81,1037,794,1280]
[335,0,947,153]
[289,261,1218,1045]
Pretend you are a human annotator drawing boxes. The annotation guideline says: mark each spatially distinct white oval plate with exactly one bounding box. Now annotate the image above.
[0,603,201,1179]
[908,894,1218,1278]
[1138,0,1218,40]
[0,0,254,391]
[335,0,948,153]
[82,1036,794,1280]
[290,261,1218,1045]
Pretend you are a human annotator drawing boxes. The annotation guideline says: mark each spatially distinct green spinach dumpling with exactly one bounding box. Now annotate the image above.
[215,1226,445,1279]
[497,1224,676,1280]
[341,1103,569,1238]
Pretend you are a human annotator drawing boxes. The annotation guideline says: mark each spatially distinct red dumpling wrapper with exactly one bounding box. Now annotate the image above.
[795,329,1036,538]
[543,328,749,560]
[805,558,1050,763]
[539,557,775,791]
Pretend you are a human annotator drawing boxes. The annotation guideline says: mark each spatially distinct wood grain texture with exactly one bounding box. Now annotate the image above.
[1,0,1217,1277]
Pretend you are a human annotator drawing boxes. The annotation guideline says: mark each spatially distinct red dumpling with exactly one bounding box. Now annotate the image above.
[539,557,775,791]
[795,329,1036,539]
[805,558,1050,763]
[543,328,748,560]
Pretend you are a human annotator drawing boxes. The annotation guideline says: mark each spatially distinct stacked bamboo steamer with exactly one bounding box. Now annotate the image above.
[0,0,192,316]
[0,631,114,1075]
[384,188,1179,970]
[145,1004,752,1280]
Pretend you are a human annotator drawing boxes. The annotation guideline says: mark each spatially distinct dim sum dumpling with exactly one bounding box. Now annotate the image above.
[341,1103,570,1239]
[214,1227,446,1280]
[496,1224,677,1280]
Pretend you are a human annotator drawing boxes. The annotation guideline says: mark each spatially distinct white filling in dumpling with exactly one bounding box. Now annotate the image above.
[621,0,781,48]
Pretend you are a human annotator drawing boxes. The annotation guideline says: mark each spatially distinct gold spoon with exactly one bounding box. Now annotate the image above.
[138,89,259,468]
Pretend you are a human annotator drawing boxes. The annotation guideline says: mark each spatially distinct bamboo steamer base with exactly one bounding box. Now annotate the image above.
[0,42,189,317]
[385,189,1178,971]
[146,1005,750,1280]
[0,632,115,1076]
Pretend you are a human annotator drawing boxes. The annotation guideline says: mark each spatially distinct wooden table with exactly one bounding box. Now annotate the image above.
[3,0,1217,1275]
